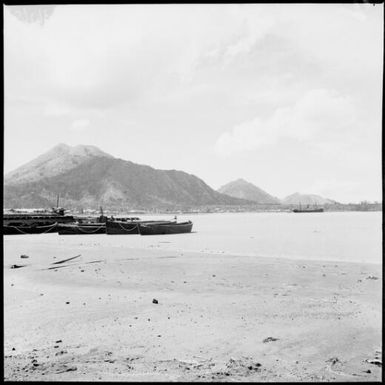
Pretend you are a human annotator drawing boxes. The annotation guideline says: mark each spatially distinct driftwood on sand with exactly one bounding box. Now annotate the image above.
[51,255,81,265]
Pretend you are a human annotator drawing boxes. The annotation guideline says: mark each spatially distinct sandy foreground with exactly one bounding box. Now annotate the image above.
[4,235,382,382]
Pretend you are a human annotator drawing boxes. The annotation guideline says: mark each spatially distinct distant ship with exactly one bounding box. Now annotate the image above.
[293,203,324,213]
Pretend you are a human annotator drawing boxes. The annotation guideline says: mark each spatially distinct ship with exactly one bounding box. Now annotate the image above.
[292,203,324,213]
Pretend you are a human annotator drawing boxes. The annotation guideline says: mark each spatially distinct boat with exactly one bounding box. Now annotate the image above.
[57,223,106,235]
[293,203,324,213]
[3,222,59,235]
[293,208,324,213]
[138,220,193,235]
[106,219,175,235]
[3,204,74,235]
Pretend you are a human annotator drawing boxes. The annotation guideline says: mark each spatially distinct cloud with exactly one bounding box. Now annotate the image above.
[4,4,382,117]
[305,178,382,203]
[70,119,90,132]
[43,101,71,116]
[214,89,357,156]
[3,5,281,112]
[8,5,56,25]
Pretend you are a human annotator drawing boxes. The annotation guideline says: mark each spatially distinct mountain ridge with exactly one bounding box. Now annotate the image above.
[282,192,336,205]
[218,178,281,204]
[5,143,113,185]
[4,145,253,209]
[4,144,338,209]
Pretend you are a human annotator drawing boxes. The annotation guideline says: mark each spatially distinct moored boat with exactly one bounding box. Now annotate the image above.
[3,206,74,235]
[3,222,59,235]
[293,208,324,213]
[138,221,193,235]
[57,223,106,235]
[106,219,175,235]
[292,202,324,213]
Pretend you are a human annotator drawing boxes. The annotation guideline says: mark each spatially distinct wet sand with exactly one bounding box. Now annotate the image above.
[4,235,382,381]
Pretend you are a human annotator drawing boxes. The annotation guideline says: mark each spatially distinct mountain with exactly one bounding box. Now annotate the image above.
[5,143,113,185]
[217,179,281,204]
[282,192,336,205]
[4,144,252,209]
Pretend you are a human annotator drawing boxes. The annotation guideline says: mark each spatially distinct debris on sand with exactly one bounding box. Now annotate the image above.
[55,340,62,343]
[224,357,262,376]
[55,350,67,356]
[10,264,26,269]
[263,337,279,343]
[20,255,29,259]
[366,359,382,367]
[52,254,81,265]
[366,276,379,280]
[56,365,77,373]
[152,299,159,304]
[46,265,73,270]
[326,357,340,365]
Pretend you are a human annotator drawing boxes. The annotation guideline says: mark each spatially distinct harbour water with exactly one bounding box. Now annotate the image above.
[4,211,382,265]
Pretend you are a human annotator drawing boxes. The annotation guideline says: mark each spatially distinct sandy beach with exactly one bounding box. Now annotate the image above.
[4,235,382,381]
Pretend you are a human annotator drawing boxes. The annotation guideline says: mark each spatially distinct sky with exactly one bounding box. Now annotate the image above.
[4,4,383,203]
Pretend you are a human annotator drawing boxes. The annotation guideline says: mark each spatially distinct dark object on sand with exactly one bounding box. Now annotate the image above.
[57,223,106,235]
[20,255,29,259]
[263,337,279,343]
[52,255,81,265]
[139,221,193,235]
[10,264,26,269]
[106,219,175,235]
[366,359,382,367]
[327,357,340,365]
[152,299,158,304]
[366,276,379,280]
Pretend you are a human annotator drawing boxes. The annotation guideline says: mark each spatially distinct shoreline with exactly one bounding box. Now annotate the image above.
[4,239,382,381]
[4,231,382,266]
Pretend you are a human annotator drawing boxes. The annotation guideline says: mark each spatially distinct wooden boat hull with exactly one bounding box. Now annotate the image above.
[293,208,324,213]
[3,222,58,235]
[3,213,74,226]
[57,223,106,235]
[106,221,140,234]
[106,220,175,235]
[139,221,193,235]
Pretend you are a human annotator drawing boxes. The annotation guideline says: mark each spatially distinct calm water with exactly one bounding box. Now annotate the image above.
[4,211,382,264]
[137,211,382,264]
